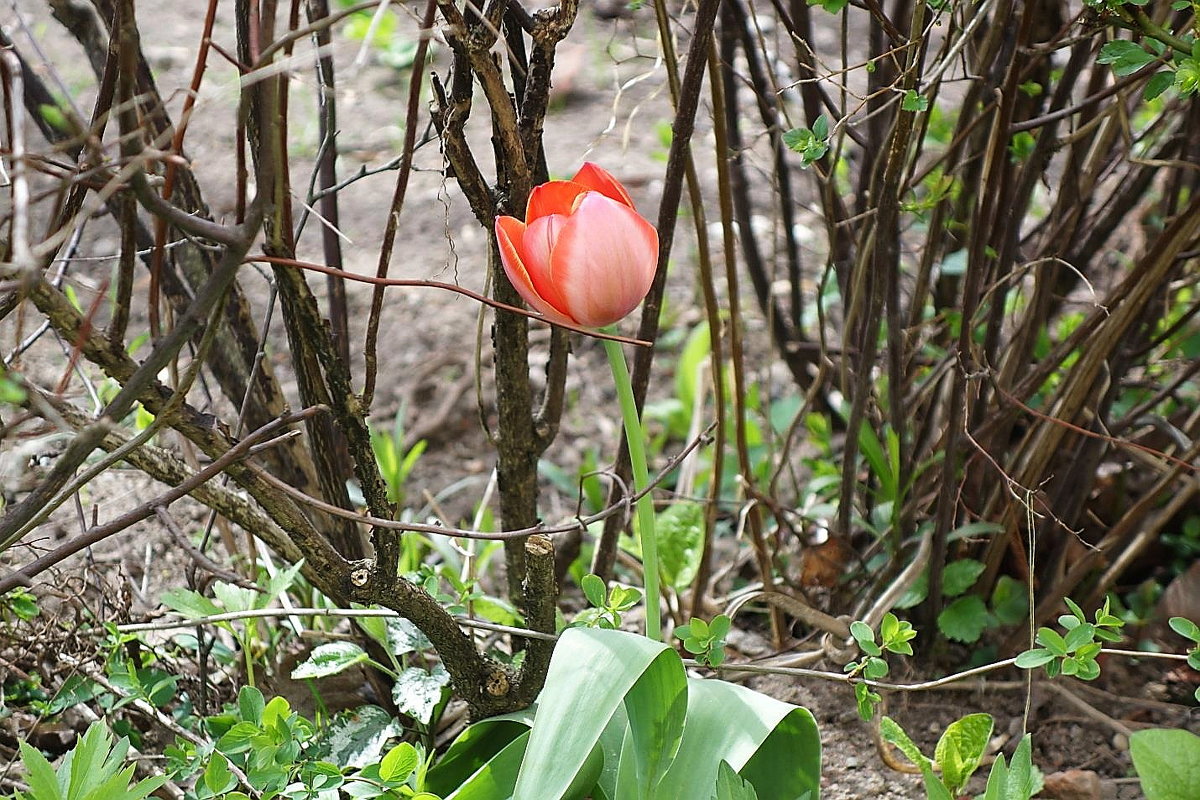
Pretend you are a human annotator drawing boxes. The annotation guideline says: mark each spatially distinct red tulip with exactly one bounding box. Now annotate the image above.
[494,163,659,328]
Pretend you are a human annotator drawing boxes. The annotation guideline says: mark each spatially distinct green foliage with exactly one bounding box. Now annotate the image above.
[675,614,731,668]
[1130,728,1200,800]
[164,685,437,799]
[0,366,26,407]
[883,716,1041,800]
[1097,40,1158,77]
[162,562,304,686]
[1168,616,1200,702]
[12,722,165,800]
[783,114,830,167]
[979,734,1041,800]
[571,573,642,630]
[1,587,40,623]
[426,628,820,800]
[901,90,929,113]
[844,613,916,719]
[806,0,849,14]
[1014,598,1123,680]
[370,408,427,506]
[881,713,995,798]
[656,502,704,591]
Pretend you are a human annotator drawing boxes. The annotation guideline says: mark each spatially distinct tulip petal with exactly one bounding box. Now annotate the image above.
[572,162,637,210]
[526,180,589,221]
[518,214,576,325]
[495,215,544,313]
[549,193,659,328]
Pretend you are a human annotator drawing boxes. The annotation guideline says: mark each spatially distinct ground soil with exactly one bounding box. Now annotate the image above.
[2,2,1197,798]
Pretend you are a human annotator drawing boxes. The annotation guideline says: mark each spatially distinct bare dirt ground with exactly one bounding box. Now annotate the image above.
[3,1,1197,798]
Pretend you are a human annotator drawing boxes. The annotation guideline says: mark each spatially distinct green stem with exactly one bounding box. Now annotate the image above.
[602,331,661,642]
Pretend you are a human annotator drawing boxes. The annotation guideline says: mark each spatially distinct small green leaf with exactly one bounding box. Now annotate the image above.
[1014,648,1055,669]
[582,573,607,608]
[379,742,419,783]
[204,752,235,795]
[1036,627,1068,655]
[901,89,929,112]
[1169,616,1200,642]
[1063,622,1096,652]
[880,716,932,773]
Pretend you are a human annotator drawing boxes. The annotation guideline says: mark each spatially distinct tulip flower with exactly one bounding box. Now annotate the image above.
[494,163,658,329]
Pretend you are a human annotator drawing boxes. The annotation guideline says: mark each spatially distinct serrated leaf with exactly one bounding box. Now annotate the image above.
[902,89,929,112]
[290,642,369,680]
[938,595,989,643]
[711,760,759,800]
[392,665,450,725]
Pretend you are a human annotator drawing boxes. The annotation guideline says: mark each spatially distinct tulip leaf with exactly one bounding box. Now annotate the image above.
[513,629,683,799]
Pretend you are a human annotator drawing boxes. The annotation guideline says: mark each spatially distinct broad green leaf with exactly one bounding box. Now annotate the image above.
[444,731,528,800]
[391,664,450,725]
[1062,622,1095,652]
[658,677,820,800]
[938,595,990,643]
[942,559,985,597]
[425,712,534,796]
[1145,70,1175,101]
[159,588,222,620]
[657,503,704,590]
[513,629,683,800]
[583,574,608,608]
[1131,728,1200,800]
[1005,734,1041,798]
[991,576,1029,626]
[1035,627,1067,655]
[290,642,370,680]
[1097,40,1156,76]
[934,713,992,794]
[237,685,266,723]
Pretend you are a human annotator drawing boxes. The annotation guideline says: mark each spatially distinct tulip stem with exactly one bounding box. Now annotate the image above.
[602,331,661,642]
